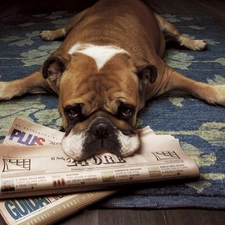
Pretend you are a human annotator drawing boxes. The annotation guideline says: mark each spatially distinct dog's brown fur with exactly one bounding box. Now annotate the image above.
[0,0,224,160]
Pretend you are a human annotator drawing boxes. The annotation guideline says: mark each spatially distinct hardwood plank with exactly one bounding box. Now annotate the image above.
[59,209,225,225]
[150,0,225,24]
[164,209,225,225]
[98,209,167,225]
[1,208,225,225]
[60,209,100,225]
[0,0,97,18]
[59,209,167,225]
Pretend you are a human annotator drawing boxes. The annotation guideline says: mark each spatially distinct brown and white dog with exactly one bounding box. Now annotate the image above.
[0,0,224,160]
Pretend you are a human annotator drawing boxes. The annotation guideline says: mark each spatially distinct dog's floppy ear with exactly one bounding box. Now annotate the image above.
[135,58,157,84]
[42,52,71,85]
[133,57,158,109]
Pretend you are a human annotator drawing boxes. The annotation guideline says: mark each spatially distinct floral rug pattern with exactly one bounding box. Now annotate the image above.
[0,12,225,209]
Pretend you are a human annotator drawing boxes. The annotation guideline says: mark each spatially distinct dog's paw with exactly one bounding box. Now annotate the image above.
[0,82,13,100]
[180,37,207,51]
[40,29,65,41]
[191,40,207,51]
[40,30,55,41]
[204,85,225,106]
[212,85,225,106]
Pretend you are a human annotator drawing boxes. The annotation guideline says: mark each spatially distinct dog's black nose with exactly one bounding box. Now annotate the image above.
[88,117,114,139]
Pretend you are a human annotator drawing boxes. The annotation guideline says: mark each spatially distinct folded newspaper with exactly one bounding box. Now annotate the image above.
[0,117,199,225]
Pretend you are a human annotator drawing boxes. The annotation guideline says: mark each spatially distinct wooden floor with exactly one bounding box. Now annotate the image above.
[0,0,225,224]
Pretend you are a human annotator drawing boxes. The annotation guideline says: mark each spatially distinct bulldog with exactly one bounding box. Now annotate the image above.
[0,0,225,160]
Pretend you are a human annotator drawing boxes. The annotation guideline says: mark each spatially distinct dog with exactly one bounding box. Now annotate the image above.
[0,0,224,161]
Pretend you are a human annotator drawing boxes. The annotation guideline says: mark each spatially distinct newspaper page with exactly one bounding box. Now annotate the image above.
[0,117,116,225]
[0,191,116,225]
[0,117,200,199]
[0,117,199,225]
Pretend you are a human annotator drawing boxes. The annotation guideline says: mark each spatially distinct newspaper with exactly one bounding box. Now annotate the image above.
[0,118,116,225]
[0,117,199,224]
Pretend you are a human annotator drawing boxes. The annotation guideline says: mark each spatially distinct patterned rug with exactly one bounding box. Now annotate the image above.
[0,12,225,209]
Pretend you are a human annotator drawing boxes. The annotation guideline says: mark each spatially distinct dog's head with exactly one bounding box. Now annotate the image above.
[42,46,157,160]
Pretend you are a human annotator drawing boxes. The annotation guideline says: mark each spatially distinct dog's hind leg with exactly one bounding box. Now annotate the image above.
[40,9,88,41]
[154,13,207,51]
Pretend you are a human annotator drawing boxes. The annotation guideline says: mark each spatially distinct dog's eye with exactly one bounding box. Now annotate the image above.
[121,108,132,117]
[117,103,134,121]
[68,108,79,118]
[65,105,83,121]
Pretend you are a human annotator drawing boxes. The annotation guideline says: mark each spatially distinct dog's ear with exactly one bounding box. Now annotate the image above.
[42,52,71,86]
[133,57,158,109]
[135,58,157,84]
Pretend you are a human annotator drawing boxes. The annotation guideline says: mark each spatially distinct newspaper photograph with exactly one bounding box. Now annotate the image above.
[0,117,199,199]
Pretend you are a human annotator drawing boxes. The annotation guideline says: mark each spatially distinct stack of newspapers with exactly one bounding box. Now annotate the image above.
[0,117,199,225]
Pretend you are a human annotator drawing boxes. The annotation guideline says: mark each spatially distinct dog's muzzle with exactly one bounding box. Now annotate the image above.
[61,116,140,161]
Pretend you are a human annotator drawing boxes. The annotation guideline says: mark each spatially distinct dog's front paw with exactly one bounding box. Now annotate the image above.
[40,30,55,41]
[203,85,225,106]
[0,82,14,100]
[212,85,225,106]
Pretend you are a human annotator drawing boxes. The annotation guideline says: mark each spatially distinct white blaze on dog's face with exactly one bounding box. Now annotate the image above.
[43,43,157,160]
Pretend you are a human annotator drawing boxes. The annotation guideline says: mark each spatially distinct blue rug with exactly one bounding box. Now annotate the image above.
[0,12,225,209]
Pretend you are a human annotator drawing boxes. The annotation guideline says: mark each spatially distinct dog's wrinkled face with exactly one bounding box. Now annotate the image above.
[42,46,157,160]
